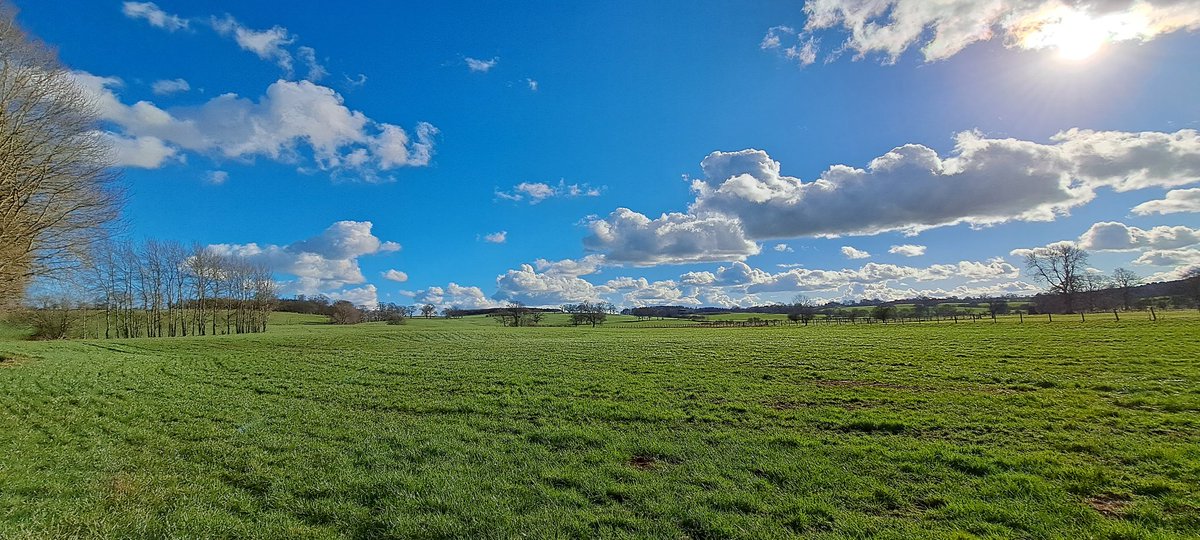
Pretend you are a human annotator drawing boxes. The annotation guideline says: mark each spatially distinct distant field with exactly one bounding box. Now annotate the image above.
[1,316,1198,538]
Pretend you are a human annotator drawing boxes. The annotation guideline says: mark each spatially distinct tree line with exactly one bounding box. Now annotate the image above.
[23,240,276,339]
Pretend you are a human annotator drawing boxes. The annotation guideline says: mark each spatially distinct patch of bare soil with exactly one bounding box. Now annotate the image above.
[1087,493,1131,517]
[629,455,658,470]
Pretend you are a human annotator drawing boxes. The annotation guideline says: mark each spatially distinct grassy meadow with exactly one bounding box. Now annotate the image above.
[1,313,1198,538]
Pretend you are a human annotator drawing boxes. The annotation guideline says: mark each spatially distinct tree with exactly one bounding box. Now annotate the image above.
[1111,267,1142,311]
[871,304,894,323]
[420,303,436,318]
[564,302,608,327]
[329,300,363,324]
[1024,244,1089,313]
[788,294,816,325]
[494,301,530,327]
[0,7,120,310]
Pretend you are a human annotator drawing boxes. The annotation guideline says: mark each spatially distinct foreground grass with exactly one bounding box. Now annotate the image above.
[1,318,1198,538]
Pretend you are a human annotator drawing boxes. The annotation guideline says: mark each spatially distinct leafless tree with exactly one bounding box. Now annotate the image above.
[1110,267,1141,311]
[420,303,436,318]
[329,300,363,324]
[1024,244,1089,313]
[0,5,120,310]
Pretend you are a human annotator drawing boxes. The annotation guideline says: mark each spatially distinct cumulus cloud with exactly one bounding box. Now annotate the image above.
[151,78,190,95]
[415,283,498,309]
[496,180,602,203]
[774,243,794,252]
[122,2,188,31]
[494,264,602,306]
[465,57,498,73]
[206,220,399,296]
[103,131,180,168]
[1131,188,1200,215]
[533,254,606,277]
[687,259,1020,294]
[72,72,436,179]
[1077,222,1200,251]
[483,231,507,244]
[1133,248,1200,267]
[841,246,871,259]
[784,0,1200,64]
[328,284,379,309]
[583,208,761,265]
[382,269,409,282]
[889,244,926,257]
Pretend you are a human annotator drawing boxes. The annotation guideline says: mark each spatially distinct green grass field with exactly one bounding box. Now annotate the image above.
[1,315,1198,538]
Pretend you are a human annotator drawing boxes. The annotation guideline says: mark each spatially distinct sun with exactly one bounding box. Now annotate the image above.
[1045,13,1108,60]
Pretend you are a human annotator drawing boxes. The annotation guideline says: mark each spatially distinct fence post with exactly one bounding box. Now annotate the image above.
[1150,306,1157,321]
[1112,309,1119,322]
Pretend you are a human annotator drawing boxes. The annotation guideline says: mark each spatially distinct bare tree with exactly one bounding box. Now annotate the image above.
[1110,267,1142,311]
[329,300,363,324]
[788,294,816,325]
[0,6,120,310]
[420,303,436,318]
[1024,244,1089,313]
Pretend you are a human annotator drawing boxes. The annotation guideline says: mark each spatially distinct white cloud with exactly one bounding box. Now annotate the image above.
[206,221,399,296]
[533,254,606,277]
[790,0,1200,64]
[494,264,601,306]
[583,208,761,265]
[415,283,498,309]
[496,180,602,203]
[1134,248,1200,267]
[526,78,539,91]
[465,57,498,73]
[1077,222,1200,251]
[73,72,436,179]
[889,244,926,257]
[206,170,229,185]
[483,231,507,244]
[328,284,379,309]
[297,46,328,81]
[151,78,190,95]
[103,131,180,168]
[212,14,296,74]
[1131,188,1200,215]
[841,246,871,259]
[774,243,794,252]
[382,269,409,282]
[122,2,188,31]
[761,25,794,49]
[695,259,1020,294]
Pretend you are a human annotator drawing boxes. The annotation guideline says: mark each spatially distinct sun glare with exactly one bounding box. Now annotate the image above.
[1046,14,1107,60]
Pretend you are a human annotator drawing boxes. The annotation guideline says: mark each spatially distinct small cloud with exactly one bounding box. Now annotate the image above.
[465,56,498,73]
[773,243,794,253]
[382,269,409,282]
[841,246,871,259]
[526,78,538,91]
[496,180,603,204]
[206,170,229,184]
[345,73,368,88]
[151,78,190,95]
[889,244,927,257]
[298,46,328,81]
[122,2,188,31]
[483,231,507,244]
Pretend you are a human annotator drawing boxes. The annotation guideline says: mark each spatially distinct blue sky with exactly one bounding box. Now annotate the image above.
[15,0,1200,308]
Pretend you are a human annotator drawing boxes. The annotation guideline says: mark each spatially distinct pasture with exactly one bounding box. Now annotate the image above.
[1,315,1198,538]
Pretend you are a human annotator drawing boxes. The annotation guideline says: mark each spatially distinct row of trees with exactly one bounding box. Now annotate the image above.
[24,240,276,339]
